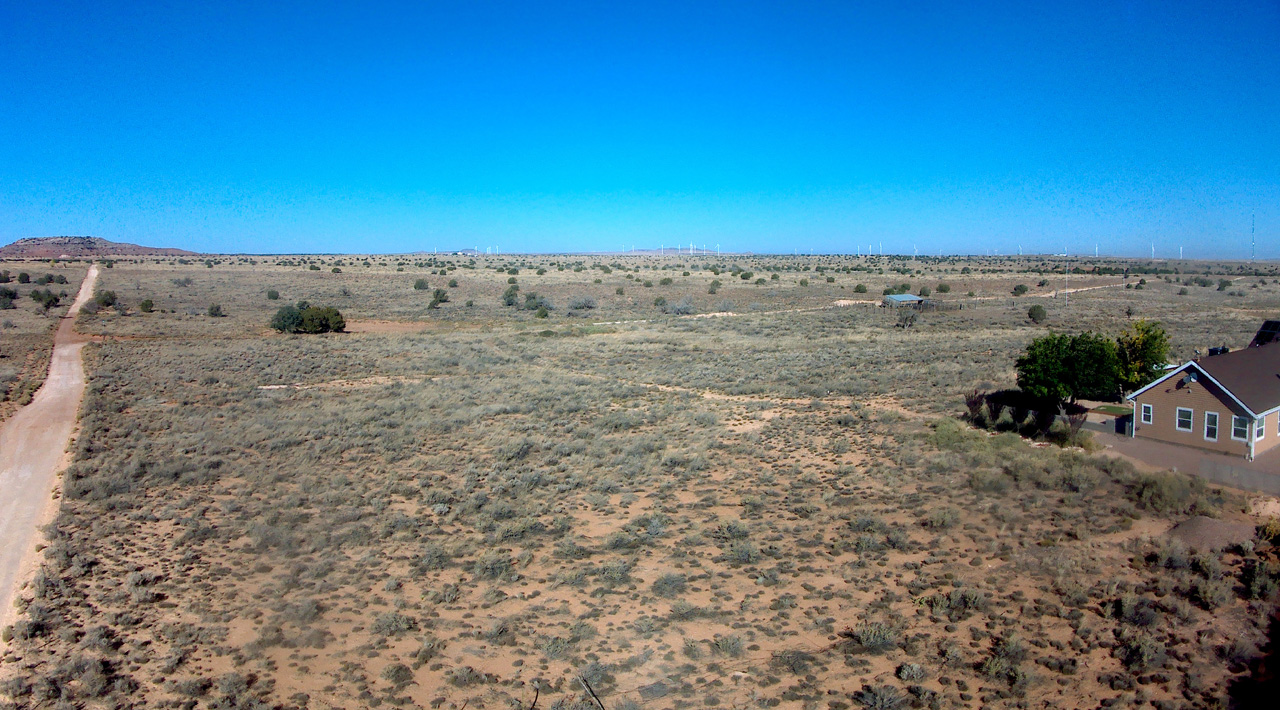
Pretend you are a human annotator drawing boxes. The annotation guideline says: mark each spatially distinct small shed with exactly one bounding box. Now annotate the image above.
[883,293,923,308]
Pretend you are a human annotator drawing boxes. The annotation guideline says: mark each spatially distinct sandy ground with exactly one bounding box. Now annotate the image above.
[0,265,97,636]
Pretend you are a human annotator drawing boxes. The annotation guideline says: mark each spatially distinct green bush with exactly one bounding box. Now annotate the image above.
[1012,283,1029,296]
[1027,304,1047,323]
[139,299,154,313]
[1128,471,1202,514]
[270,303,345,333]
[414,278,429,290]
[266,289,279,300]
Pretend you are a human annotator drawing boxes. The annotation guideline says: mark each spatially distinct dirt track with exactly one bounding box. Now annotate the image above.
[0,265,98,635]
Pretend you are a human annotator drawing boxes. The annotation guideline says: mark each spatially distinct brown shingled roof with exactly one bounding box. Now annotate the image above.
[1197,342,1280,415]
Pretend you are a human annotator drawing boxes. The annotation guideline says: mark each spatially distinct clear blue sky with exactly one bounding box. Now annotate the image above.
[3,1,1277,256]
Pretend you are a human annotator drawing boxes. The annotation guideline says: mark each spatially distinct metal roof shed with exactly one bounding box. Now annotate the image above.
[883,293,924,307]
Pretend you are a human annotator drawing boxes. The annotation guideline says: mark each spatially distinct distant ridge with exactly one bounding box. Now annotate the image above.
[0,236,197,259]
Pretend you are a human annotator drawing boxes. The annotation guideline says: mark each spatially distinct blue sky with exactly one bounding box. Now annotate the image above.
[2,1,1277,256]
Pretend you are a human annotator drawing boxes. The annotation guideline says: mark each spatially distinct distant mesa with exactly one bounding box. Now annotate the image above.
[0,236,198,259]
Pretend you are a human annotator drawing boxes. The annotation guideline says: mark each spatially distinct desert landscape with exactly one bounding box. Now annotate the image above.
[1,250,1278,710]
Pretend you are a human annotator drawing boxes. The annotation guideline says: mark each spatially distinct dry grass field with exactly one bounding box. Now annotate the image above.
[3,253,1280,710]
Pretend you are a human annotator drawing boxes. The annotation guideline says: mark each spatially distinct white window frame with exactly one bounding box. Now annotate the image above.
[1257,416,1266,440]
[1140,403,1153,424]
[1232,415,1250,441]
[1175,407,1193,432]
[1204,411,1219,441]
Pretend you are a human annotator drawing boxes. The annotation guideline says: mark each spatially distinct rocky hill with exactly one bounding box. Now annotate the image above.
[0,236,197,259]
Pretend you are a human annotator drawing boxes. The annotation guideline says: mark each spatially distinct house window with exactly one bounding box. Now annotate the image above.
[1257,417,1266,440]
[1175,408,1193,432]
[1233,416,1250,441]
[1204,412,1219,441]
[1140,404,1153,425]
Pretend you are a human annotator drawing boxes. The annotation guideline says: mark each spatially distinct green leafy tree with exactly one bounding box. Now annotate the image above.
[270,303,345,333]
[1016,332,1121,403]
[271,306,303,332]
[1116,320,1170,392]
[1027,304,1047,324]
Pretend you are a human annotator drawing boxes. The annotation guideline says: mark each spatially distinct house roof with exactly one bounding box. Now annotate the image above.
[1197,343,1280,415]
[884,293,923,302]
[1127,341,1280,417]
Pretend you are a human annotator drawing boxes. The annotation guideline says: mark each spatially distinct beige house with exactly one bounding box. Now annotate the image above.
[1126,341,1280,461]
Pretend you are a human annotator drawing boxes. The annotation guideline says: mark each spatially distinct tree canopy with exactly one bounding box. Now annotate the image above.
[1016,332,1122,403]
[1116,320,1170,392]
[270,303,345,334]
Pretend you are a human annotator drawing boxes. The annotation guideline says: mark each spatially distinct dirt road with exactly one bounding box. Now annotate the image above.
[0,265,98,634]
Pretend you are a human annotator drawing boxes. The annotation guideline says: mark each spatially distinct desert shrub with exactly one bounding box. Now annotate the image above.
[30,288,61,310]
[414,278,429,290]
[651,574,686,598]
[473,553,512,579]
[1115,634,1165,671]
[1128,471,1202,514]
[853,684,906,709]
[926,587,985,621]
[711,634,744,656]
[772,649,815,674]
[597,559,631,586]
[727,540,760,563]
[266,289,279,300]
[94,290,118,308]
[139,299,154,312]
[1012,284,1028,296]
[666,296,695,315]
[540,636,573,660]
[381,663,413,686]
[896,663,927,681]
[1027,304,1047,323]
[1109,595,1161,627]
[270,304,345,333]
[847,622,899,653]
[416,545,452,571]
[371,612,415,636]
[1189,577,1231,609]
[936,283,950,293]
[429,289,449,308]
[446,666,486,687]
[1241,560,1279,600]
[207,303,225,317]
[569,296,597,310]
[921,507,959,529]
[968,469,1009,493]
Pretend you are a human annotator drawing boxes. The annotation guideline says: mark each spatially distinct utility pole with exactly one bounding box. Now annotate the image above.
[1252,213,1256,261]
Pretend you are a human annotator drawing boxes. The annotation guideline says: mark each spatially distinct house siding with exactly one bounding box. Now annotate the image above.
[1257,411,1280,457]
[1131,366,1253,457]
